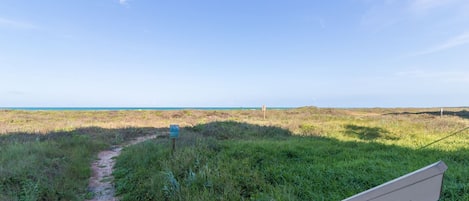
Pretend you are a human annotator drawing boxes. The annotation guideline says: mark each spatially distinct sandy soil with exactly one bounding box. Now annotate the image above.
[86,134,162,201]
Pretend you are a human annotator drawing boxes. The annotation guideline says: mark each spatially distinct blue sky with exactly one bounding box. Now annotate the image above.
[1,0,468,107]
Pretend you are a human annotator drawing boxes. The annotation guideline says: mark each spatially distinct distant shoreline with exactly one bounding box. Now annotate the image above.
[0,107,294,111]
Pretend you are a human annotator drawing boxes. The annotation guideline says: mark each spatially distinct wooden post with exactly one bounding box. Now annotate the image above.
[440,108,443,118]
[262,105,266,120]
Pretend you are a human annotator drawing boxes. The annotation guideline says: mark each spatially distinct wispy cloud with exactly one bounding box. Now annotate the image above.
[359,1,407,31]
[410,0,451,12]
[119,0,128,5]
[412,32,469,56]
[409,0,469,17]
[396,70,469,83]
[360,0,468,30]
[0,17,37,29]
[7,90,25,95]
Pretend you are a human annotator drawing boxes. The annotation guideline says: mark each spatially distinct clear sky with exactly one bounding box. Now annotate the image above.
[1,0,468,108]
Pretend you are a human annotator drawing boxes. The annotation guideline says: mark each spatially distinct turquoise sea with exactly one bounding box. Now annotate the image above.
[0,107,292,111]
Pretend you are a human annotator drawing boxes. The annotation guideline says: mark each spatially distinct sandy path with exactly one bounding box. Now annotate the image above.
[86,134,162,201]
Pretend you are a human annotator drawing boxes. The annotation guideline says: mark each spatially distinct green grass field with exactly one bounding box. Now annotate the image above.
[1,108,468,200]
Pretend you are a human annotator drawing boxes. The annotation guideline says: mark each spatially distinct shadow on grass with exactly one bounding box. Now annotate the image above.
[0,126,170,201]
[1,122,468,201]
[189,120,292,140]
[113,121,468,201]
[0,126,169,145]
[344,124,399,140]
[385,109,469,119]
[0,123,287,200]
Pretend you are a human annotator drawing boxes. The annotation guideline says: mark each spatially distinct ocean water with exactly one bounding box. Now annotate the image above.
[0,107,292,111]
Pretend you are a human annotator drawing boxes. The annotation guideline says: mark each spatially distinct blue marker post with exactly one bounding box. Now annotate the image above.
[169,124,179,155]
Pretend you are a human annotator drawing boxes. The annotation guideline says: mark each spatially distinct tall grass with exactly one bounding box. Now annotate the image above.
[113,109,469,201]
[0,127,158,200]
[1,107,468,200]
[114,124,468,200]
[0,133,104,200]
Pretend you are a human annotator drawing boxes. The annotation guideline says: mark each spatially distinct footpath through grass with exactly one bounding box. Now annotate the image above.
[114,121,469,201]
[0,127,157,200]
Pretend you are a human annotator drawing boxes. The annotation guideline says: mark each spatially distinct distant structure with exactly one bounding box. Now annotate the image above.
[342,161,448,201]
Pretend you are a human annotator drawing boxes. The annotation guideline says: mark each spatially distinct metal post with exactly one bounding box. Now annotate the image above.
[169,124,179,156]
[171,138,176,155]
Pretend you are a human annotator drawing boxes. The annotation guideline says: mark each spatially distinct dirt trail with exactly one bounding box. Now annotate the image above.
[86,134,162,201]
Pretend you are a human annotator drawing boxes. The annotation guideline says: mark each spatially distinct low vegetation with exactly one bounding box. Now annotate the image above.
[113,121,469,200]
[0,127,158,200]
[1,107,468,200]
